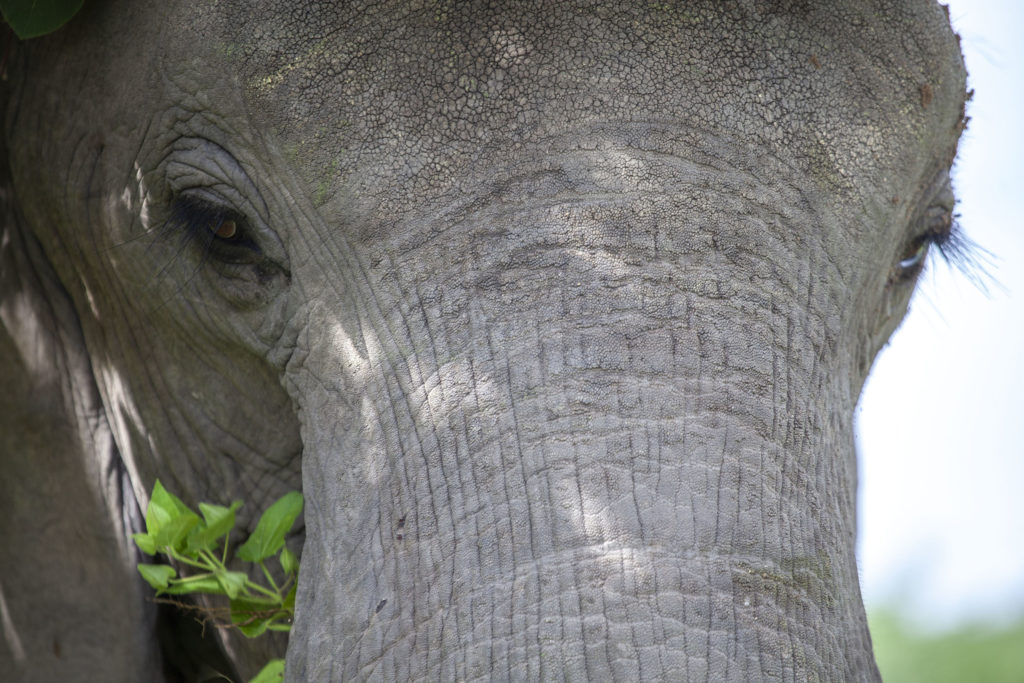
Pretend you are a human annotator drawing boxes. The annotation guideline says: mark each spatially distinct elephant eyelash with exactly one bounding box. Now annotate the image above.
[895,208,993,291]
[934,215,996,292]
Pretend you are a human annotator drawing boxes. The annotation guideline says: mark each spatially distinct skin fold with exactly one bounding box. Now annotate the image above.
[0,1,967,680]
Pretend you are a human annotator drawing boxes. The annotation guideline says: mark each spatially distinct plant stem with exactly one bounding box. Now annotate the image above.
[172,572,216,586]
[259,561,281,594]
[167,550,216,573]
[198,547,225,571]
[243,579,282,601]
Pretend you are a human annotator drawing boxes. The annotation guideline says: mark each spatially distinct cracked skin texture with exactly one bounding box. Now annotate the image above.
[1,1,966,681]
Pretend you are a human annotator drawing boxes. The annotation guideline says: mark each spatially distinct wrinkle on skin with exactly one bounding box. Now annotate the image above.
[0,280,53,383]
[94,361,153,510]
[0,582,26,664]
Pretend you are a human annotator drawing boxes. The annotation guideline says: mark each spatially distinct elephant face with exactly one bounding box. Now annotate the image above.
[1,1,967,680]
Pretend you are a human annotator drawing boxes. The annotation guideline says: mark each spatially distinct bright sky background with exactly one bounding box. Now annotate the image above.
[857,0,1024,629]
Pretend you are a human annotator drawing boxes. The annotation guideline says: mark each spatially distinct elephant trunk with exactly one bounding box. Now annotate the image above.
[285,151,876,680]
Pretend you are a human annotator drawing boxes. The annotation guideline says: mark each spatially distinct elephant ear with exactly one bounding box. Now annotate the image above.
[0,112,166,677]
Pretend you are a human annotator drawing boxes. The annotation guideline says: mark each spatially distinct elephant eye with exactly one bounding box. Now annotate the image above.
[168,194,263,264]
[212,217,238,240]
[898,239,929,271]
[896,204,953,277]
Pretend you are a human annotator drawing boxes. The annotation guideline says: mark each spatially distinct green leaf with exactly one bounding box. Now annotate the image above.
[137,564,177,591]
[144,480,178,536]
[239,618,271,638]
[132,532,157,556]
[230,596,280,638]
[249,658,285,683]
[186,500,242,553]
[215,570,249,600]
[0,0,84,39]
[237,491,303,563]
[200,501,242,540]
[155,515,202,555]
[161,574,225,596]
[279,547,298,576]
[146,480,201,553]
[153,486,200,554]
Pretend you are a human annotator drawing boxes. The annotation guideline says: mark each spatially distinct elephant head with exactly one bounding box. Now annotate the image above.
[1,1,967,680]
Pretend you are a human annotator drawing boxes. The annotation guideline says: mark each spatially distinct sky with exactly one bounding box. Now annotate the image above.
[856,0,1024,629]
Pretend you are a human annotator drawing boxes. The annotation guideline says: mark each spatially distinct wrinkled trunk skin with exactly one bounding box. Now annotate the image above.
[286,138,872,680]
[1,0,968,680]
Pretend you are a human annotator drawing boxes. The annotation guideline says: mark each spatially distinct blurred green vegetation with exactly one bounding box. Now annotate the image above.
[870,607,1024,682]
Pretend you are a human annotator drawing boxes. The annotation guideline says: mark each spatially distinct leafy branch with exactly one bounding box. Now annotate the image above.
[132,480,302,682]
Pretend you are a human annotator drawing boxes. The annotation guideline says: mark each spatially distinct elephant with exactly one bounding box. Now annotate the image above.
[0,0,968,680]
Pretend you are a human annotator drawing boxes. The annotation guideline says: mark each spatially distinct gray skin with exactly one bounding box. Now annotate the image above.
[0,1,967,681]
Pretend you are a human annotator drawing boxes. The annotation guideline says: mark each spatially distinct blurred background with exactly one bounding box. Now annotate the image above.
[856,0,1024,679]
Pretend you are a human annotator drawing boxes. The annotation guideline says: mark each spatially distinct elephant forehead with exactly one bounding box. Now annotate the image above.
[210,0,965,211]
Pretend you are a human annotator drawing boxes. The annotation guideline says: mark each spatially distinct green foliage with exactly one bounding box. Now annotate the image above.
[249,658,286,682]
[870,608,1024,682]
[133,480,302,681]
[237,492,303,563]
[0,0,83,39]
